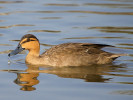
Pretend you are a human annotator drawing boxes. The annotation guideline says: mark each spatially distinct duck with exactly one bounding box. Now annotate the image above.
[8,34,125,67]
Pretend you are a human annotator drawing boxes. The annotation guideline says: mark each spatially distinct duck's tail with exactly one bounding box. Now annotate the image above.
[110,53,128,60]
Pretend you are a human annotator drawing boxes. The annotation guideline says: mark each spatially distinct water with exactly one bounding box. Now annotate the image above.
[0,0,133,100]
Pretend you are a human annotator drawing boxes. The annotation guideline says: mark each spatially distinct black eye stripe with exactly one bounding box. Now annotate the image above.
[21,38,36,44]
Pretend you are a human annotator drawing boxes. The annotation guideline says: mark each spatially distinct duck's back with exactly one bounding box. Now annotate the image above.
[41,43,121,67]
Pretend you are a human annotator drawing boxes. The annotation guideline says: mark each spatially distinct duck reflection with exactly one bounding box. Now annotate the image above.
[42,65,111,82]
[14,66,39,91]
[2,64,125,91]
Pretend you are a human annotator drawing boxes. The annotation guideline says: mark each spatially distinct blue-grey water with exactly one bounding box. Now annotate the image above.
[0,0,133,100]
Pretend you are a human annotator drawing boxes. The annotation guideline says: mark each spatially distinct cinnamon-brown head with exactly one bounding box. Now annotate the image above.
[8,34,40,57]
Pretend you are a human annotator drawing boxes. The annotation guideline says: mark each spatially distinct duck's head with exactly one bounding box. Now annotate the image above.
[8,34,40,57]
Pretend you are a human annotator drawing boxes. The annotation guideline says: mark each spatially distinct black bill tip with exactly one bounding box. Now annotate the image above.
[8,53,10,57]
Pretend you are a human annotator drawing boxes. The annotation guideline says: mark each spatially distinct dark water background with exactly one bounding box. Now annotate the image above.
[0,0,133,100]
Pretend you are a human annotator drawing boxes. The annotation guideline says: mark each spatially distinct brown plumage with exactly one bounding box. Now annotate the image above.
[8,34,125,67]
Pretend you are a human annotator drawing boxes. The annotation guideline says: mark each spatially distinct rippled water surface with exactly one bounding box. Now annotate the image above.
[0,0,133,100]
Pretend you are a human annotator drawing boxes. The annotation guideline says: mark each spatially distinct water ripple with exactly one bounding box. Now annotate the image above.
[0,44,12,46]
[28,30,61,33]
[0,50,12,54]
[0,20,5,22]
[40,17,61,19]
[1,10,133,16]
[0,24,35,29]
[45,3,79,6]
[0,1,30,4]
[83,3,133,9]
[63,36,132,40]
[88,26,133,34]
[111,90,133,95]
[40,43,54,47]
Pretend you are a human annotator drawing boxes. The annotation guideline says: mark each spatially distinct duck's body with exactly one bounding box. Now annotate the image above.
[8,34,124,67]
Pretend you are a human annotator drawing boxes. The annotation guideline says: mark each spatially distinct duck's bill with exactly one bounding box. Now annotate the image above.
[8,44,25,57]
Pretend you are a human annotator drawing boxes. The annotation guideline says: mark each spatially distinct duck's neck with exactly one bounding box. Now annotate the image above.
[28,49,40,57]
[25,48,40,64]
